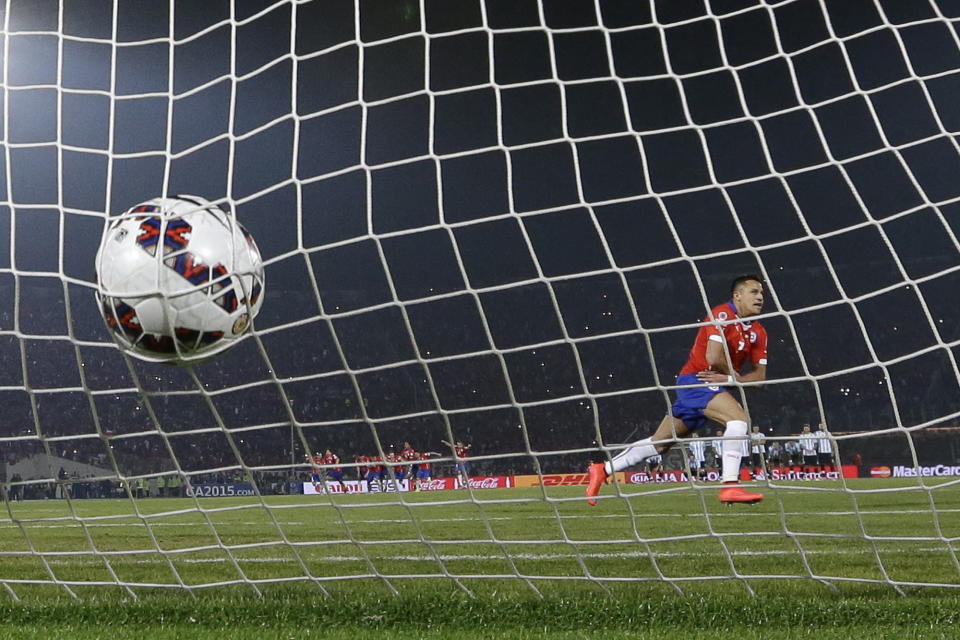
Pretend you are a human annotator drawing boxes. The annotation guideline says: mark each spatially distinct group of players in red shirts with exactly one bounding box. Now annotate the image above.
[313,275,774,508]
[309,440,471,493]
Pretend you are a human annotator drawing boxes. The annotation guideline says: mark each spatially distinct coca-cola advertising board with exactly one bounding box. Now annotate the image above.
[302,476,511,493]
[456,476,513,489]
[417,478,457,491]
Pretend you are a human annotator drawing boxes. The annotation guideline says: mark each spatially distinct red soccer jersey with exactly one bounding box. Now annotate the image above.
[678,301,768,376]
[454,445,470,459]
[321,453,341,472]
[418,452,434,470]
[369,456,384,473]
[355,455,370,472]
[401,447,418,462]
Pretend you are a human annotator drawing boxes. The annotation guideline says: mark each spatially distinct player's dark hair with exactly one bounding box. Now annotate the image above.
[730,274,763,294]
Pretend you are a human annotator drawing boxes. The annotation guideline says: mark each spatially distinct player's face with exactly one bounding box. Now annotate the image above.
[733,280,764,317]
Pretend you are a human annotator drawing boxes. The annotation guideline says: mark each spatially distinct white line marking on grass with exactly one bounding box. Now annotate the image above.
[2,506,959,531]
[38,545,958,566]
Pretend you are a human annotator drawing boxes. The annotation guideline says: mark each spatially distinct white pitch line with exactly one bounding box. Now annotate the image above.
[35,546,960,566]
[2,507,959,530]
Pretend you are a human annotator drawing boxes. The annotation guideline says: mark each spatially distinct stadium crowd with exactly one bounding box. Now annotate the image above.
[0,282,958,499]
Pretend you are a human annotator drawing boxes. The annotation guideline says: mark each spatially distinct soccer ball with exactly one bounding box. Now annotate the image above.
[95,195,265,364]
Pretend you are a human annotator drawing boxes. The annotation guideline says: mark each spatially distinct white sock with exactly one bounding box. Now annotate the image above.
[609,438,658,474]
[721,420,749,483]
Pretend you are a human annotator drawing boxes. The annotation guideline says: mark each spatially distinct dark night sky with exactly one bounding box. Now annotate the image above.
[1,0,960,471]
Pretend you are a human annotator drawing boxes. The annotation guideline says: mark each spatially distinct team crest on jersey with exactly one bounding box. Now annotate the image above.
[717,311,728,321]
[749,331,757,343]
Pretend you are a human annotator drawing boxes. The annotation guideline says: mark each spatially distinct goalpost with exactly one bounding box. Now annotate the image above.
[1,0,959,598]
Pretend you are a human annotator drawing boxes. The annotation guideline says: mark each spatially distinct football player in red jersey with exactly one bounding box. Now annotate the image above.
[384,447,403,491]
[413,450,440,491]
[366,454,385,492]
[400,441,419,482]
[320,449,347,493]
[587,275,768,506]
[442,439,472,487]
[308,452,324,494]
[355,454,370,484]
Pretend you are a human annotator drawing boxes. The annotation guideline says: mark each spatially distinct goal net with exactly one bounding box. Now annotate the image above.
[1,0,959,598]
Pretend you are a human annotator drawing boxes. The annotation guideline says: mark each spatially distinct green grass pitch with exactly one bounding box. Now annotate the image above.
[0,478,958,638]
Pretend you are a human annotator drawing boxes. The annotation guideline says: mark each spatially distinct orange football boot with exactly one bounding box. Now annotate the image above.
[586,463,608,506]
[718,483,763,505]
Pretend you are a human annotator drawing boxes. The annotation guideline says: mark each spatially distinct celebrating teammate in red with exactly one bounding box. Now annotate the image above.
[385,447,403,491]
[320,449,347,493]
[355,453,370,484]
[587,275,768,506]
[442,439,472,487]
[366,454,385,492]
[414,450,440,491]
[401,441,419,482]
[308,452,324,494]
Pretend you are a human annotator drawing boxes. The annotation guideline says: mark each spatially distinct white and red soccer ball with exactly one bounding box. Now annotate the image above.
[94,195,265,364]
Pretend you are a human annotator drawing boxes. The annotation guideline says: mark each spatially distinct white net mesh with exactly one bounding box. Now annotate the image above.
[0,0,959,597]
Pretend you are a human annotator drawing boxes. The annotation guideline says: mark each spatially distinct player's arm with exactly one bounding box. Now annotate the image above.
[736,362,766,384]
[699,341,767,384]
[699,338,738,380]
[703,338,731,374]
[739,326,769,385]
